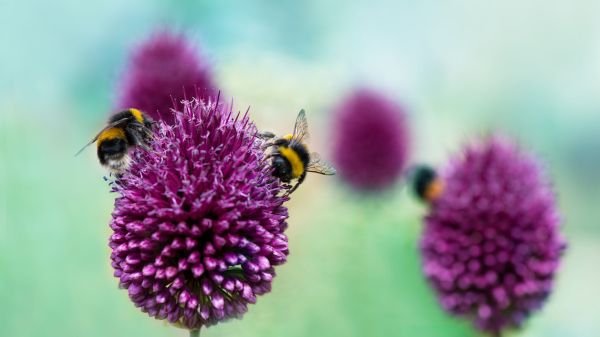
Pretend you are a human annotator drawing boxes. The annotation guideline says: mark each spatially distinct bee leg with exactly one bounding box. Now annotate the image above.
[261,142,274,151]
[128,127,152,152]
[138,124,155,142]
[286,171,306,196]
[260,153,276,166]
[284,184,296,197]
[257,131,276,140]
[284,182,299,196]
[265,138,288,149]
[259,133,287,151]
[136,141,151,152]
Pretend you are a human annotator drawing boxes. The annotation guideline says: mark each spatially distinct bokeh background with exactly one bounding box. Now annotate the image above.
[2,1,600,336]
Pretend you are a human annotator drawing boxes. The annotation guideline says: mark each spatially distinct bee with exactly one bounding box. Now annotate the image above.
[259,109,336,194]
[76,108,154,173]
[411,165,444,203]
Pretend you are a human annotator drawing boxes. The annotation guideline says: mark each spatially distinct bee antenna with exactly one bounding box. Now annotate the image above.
[74,148,85,157]
[74,140,95,157]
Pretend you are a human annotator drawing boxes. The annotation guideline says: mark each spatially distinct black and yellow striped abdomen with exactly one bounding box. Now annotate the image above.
[278,146,305,179]
[97,127,128,166]
[272,140,310,182]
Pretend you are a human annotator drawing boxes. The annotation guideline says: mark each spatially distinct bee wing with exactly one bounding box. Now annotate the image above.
[291,109,310,144]
[108,116,136,128]
[74,117,134,156]
[307,152,337,175]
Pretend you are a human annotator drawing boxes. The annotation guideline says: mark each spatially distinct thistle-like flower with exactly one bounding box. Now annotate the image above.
[420,136,566,335]
[331,89,410,192]
[117,30,216,125]
[108,99,289,331]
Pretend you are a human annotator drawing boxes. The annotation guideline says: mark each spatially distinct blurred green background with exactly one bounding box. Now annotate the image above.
[2,1,600,336]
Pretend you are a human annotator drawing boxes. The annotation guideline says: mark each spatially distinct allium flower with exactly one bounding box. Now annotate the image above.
[108,99,289,331]
[117,30,216,125]
[332,89,410,191]
[420,136,566,335]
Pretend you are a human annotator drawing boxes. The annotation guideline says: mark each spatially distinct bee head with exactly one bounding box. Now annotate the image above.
[272,156,292,182]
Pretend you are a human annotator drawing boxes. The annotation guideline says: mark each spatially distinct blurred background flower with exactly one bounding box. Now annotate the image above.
[116,30,216,124]
[331,89,410,192]
[420,136,566,335]
[109,99,288,331]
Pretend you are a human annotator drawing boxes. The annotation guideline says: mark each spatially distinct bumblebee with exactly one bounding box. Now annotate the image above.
[411,165,444,203]
[259,109,336,194]
[76,108,154,173]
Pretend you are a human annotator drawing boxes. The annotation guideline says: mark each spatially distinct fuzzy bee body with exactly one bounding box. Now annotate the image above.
[412,165,444,203]
[271,133,311,183]
[77,108,154,174]
[260,110,336,194]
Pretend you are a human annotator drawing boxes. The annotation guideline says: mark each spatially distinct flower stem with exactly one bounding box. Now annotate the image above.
[190,329,201,337]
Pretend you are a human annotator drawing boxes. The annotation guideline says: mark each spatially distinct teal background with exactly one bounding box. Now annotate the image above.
[2,1,600,336]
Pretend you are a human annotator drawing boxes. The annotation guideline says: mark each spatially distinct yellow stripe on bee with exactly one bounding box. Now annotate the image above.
[278,146,304,178]
[282,134,309,152]
[97,127,126,146]
[129,108,144,123]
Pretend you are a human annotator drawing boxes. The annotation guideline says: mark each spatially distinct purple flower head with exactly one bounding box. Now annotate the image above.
[420,136,566,334]
[117,30,216,125]
[108,98,289,330]
[332,89,410,192]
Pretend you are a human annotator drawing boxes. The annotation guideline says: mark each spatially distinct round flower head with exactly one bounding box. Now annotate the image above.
[420,136,566,335]
[117,30,216,125]
[109,98,289,330]
[332,89,410,191]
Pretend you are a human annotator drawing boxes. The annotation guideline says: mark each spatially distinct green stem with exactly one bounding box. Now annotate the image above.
[190,329,201,337]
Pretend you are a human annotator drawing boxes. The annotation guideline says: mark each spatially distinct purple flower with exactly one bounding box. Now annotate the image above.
[117,30,216,125]
[108,98,289,330]
[332,89,410,191]
[420,136,566,334]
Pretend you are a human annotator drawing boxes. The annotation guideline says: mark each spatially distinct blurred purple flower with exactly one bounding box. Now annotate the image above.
[332,89,410,192]
[420,136,566,335]
[109,99,289,330]
[117,30,216,125]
